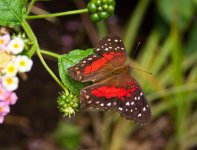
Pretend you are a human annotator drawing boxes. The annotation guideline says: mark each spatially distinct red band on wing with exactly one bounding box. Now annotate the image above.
[84,52,122,74]
[91,84,138,99]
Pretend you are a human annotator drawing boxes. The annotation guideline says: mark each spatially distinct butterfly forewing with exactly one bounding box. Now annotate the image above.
[68,34,127,82]
[94,33,127,59]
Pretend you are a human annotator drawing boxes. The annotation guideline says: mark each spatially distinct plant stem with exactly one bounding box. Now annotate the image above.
[26,8,88,19]
[21,20,66,91]
[26,0,37,15]
[40,50,60,59]
[35,48,65,90]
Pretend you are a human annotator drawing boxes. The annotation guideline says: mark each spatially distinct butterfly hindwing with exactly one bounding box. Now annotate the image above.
[80,69,151,125]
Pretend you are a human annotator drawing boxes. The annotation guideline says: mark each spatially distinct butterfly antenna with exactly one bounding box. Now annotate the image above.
[132,41,141,58]
[131,67,152,75]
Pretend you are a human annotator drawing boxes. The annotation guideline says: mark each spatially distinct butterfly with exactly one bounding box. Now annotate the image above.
[68,33,151,125]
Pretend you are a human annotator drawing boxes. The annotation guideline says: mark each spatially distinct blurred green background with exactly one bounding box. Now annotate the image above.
[0,0,197,150]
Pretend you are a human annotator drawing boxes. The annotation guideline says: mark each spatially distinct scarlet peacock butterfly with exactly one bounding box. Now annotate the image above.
[68,34,151,125]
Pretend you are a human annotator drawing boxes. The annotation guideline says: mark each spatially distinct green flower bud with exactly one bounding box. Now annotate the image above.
[87,2,97,14]
[97,6,102,11]
[99,11,109,19]
[57,91,80,118]
[102,4,108,10]
[108,5,115,15]
[95,0,101,6]
[88,0,115,22]
[101,0,107,4]
[107,0,115,5]
[90,13,101,22]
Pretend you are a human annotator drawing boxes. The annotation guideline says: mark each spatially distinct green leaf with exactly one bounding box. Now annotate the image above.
[58,48,93,95]
[0,0,26,26]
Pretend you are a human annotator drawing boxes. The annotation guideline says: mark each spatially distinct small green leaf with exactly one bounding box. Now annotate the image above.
[58,49,93,95]
[0,0,26,26]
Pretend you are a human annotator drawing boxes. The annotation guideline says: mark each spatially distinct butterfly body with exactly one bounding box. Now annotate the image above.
[68,34,151,125]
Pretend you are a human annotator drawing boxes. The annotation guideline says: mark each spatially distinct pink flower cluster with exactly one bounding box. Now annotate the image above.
[0,80,17,123]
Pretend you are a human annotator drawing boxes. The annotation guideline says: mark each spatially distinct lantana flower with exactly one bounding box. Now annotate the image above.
[15,55,33,72]
[4,92,18,105]
[0,34,10,51]
[0,80,18,124]
[0,84,7,100]
[3,61,18,77]
[0,102,10,123]
[7,37,25,54]
[0,31,33,124]
[2,75,19,91]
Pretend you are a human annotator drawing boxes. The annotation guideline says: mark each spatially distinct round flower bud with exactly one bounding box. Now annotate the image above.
[87,2,97,14]
[90,13,101,22]
[98,11,109,19]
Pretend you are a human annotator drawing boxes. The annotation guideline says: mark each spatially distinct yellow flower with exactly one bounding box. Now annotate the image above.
[15,55,33,72]
[3,61,18,76]
[7,37,24,54]
[2,75,19,91]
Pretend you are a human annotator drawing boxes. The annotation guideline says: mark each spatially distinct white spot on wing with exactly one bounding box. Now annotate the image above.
[107,103,111,106]
[118,107,123,111]
[126,102,130,106]
[143,107,146,111]
[114,39,118,42]
[138,113,142,117]
[131,102,134,105]
[135,97,137,100]
[86,95,90,99]
[100,103,104,106]
[105,48,109,51]
[138,97,140,100]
